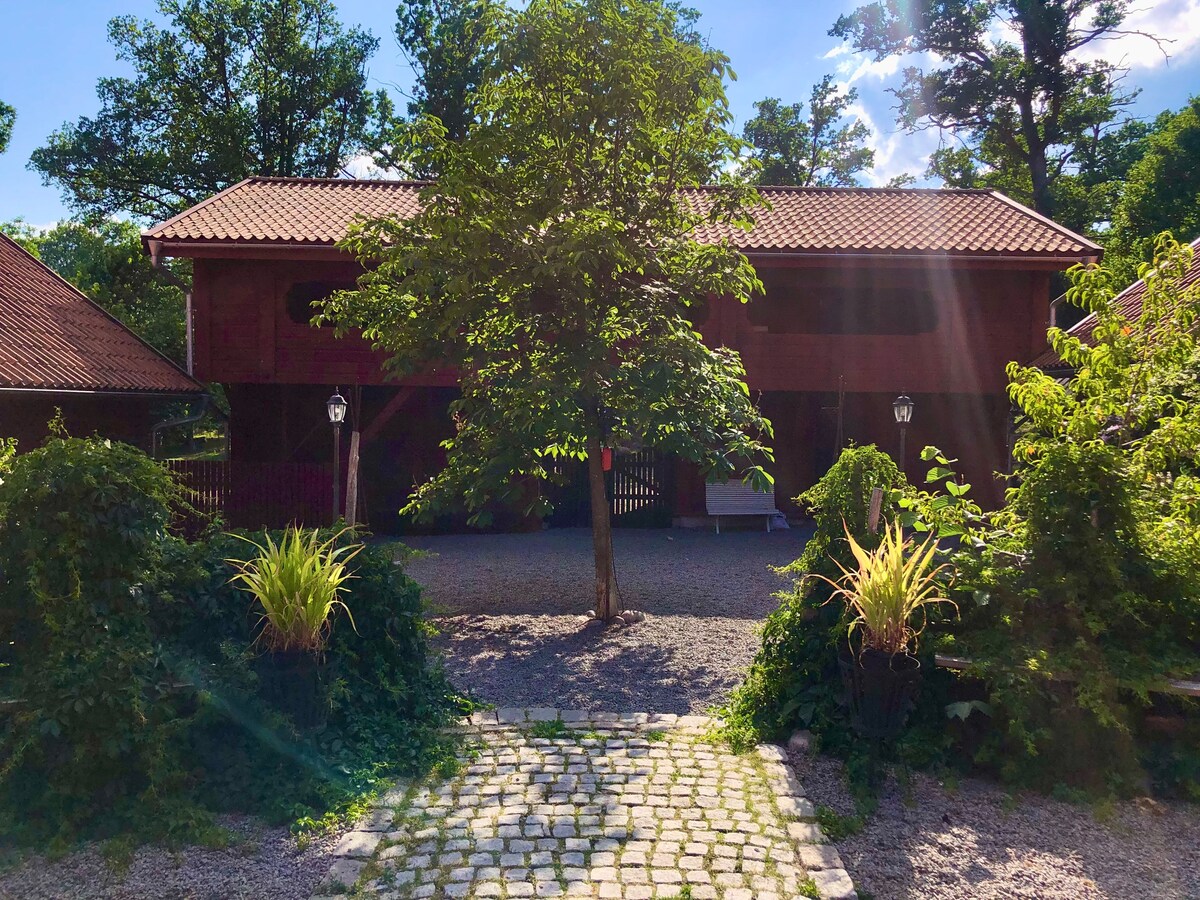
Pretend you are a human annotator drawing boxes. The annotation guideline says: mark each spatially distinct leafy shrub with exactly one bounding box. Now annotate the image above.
[721,444,913,749]
[941,237,1200,791]
[0,437,467,847]
[0,437,196,843]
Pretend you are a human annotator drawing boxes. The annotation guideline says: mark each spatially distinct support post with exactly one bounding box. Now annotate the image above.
[345,429,361,526]
[332,422,341,525]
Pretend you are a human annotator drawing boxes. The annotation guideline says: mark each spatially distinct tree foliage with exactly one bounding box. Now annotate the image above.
[371,0,500,177]
[741,76,875,186]
[2,220,188,364]
[1107,98,1200,281]
[831,0,1144,230]
[942,235,1200,788]
[30,0,381,222]
[323,0,773,616]
[0,100,13,155]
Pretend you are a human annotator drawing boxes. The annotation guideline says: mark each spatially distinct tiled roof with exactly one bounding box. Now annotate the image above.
[1031,236,1200,370]
[0,233,203,394]
[144,177,1101,260]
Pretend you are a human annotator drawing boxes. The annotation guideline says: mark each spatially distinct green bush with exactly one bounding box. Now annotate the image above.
[721,445,912,750]
[0,437,191,843]
[0,436,467,847]
[942,236,1200,793]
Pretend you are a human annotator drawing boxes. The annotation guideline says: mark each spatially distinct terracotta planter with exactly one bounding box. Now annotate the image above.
[839,648,922,740]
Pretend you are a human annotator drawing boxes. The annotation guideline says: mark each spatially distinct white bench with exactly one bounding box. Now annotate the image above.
[705,480,781,533]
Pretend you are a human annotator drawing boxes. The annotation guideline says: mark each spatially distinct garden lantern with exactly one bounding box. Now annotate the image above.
[327,389,348,523]
[893,393,914,467]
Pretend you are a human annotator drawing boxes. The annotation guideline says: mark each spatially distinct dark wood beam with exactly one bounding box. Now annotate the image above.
[361,386,416,445]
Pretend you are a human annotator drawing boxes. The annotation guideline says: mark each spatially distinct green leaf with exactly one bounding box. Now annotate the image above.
[946,700,993,721]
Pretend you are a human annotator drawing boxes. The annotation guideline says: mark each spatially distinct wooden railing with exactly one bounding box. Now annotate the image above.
[166,460,333,530]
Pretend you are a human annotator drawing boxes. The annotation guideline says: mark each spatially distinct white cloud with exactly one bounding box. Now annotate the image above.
[341,153,401,180]
[822,42,852,60]
[1073,0,1200,70]
[847,101,939,187]
[840,54,902,85]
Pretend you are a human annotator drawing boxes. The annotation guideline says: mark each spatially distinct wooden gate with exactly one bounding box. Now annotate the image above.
[608,449,673,527]
[543,450,674,528]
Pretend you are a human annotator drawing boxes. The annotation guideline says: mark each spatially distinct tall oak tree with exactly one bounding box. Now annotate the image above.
[32,0,381,222]
[831,0,1146,227]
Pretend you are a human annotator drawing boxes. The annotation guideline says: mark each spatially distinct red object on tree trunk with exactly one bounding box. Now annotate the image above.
[602,447,613,471]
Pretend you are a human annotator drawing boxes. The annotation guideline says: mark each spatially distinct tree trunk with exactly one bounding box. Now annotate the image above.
[587,433,621,620]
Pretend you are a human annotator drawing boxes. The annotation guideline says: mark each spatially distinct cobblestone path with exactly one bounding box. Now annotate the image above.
[312,709,857,900]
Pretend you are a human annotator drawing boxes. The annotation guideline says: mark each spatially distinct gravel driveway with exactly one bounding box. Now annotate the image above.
[793,749,1200,900]
[403,527,809,714]
[0,816,339,900]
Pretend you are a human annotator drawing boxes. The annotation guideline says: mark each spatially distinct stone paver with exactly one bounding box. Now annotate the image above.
[314,710,856,899]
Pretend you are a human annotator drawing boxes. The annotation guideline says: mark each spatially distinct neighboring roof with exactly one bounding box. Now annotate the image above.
[144,177,1102,261]
[1031,236,1200,370]
[0,233,203,394]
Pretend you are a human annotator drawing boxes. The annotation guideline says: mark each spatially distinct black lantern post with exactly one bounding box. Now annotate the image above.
[893,393,914,469]
[327,389,348,523]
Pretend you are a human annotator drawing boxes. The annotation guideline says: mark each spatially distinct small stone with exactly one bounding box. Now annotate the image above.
[332,830,381,858]
[811,867,857,899]
[323,858,365,889]
[787,821,825,843]
[777,796,816,820]
[754,744,788,763]
[787,730,813,754]
[798,844,844,871]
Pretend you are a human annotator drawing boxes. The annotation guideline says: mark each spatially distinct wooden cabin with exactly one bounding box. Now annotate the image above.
[0,233,204,453]
[142,178,1101,531]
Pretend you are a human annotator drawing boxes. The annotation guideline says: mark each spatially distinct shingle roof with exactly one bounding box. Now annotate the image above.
[144,177,1102,260]
[1031,236,1200,370]
[0,233,203,394]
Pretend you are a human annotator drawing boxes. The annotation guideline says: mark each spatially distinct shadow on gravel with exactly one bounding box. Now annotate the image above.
[433,614,738,714]
[407,527,814,712]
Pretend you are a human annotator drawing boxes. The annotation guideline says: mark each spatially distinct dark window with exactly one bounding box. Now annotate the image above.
[285,280,357,326]
[750,270,940,335]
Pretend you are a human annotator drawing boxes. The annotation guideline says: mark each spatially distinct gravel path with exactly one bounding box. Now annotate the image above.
[404,527,809,714]
[0,816,339,900]
[791,749,1200,900]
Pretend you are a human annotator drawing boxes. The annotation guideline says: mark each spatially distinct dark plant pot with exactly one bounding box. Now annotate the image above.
[254,650,327,730]
[839,648,922,740]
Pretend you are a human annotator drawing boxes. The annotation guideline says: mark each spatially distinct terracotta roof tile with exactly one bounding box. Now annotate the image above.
[1031,236,1200,369]
[0,234,203,394]
[144,177,1102,260]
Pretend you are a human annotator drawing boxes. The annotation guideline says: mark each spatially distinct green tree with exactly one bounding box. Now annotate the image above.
[370,0,500,176]
[1107,98,1200,280]
[831,1,1144,226]
[0,100,13,155]
[952,235,1200,785]
[741,76,875,186]
[30,0,381,223]
[1,220,187,364]
[323,0,773,619]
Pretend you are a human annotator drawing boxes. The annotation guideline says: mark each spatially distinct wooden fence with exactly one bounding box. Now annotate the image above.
[166,460,333,530]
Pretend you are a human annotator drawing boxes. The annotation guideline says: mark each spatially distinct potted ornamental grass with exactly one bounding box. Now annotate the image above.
[821,520,955,739]
[227,526,362,728]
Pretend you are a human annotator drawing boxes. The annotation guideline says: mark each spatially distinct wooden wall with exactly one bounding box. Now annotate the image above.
[193,255,1052,396]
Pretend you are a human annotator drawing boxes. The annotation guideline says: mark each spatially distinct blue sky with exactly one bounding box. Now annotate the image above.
[2,0,1199,226]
